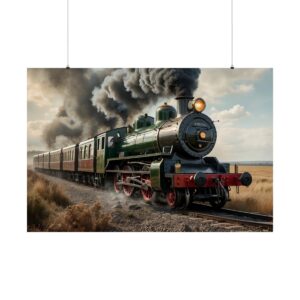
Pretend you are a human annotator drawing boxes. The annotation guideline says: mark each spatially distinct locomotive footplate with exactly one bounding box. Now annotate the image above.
[171,172,252,189]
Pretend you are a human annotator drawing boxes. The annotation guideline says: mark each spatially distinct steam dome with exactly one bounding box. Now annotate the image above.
[156,103,177,122]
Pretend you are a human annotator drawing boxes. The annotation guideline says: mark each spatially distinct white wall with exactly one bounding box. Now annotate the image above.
[1,1,299,300]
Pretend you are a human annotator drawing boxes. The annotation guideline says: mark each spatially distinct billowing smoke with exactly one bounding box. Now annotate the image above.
[30,68,201,148]
[91,68,201,123]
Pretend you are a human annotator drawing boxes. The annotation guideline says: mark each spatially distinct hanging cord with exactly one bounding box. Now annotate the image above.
[66,0,70,69]
[230,0,234,69]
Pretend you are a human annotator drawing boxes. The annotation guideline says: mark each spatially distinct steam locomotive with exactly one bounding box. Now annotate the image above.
[33,96,252,209]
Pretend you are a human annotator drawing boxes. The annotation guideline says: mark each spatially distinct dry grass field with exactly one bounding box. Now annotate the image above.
[226,165,273,215]
[27,170,111,231]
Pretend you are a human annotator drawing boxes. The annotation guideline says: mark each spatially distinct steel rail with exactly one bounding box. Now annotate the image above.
[182,203,273,228]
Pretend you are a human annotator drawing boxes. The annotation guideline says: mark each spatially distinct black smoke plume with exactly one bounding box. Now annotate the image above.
[31,68,201,148]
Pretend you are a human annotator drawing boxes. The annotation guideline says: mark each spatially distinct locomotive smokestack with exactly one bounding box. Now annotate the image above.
[175,96,194,115]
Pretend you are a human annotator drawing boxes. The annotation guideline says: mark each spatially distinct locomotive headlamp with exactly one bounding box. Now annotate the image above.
[199,131,206,139]
[193,98,206,113]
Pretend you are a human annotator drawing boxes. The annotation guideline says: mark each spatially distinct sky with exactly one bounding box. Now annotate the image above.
[27,68,273,161]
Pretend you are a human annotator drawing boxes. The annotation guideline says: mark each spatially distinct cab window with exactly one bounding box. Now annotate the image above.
[108,136,114,148]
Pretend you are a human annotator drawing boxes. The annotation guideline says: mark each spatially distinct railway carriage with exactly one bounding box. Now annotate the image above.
[62,144,78,172]
[33,155,38,169]
[49,149,62,171]
[78,138,94,172]
[77,138,95,184]
[43,152,50,170]
[38,153,44,169]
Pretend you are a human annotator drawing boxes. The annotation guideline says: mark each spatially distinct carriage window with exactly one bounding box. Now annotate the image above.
[101,137,105,149]
[97,139,100,150]
[88,145,91,158]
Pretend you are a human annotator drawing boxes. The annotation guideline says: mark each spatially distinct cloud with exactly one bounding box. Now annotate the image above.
[27,70,64,108]
[195,68,267,102]
[209,104,250,126]
[211,126,273,161]
[27,120,49,150]
[236,83,254,94]
[207,103,272,161]
[28,120,48,136]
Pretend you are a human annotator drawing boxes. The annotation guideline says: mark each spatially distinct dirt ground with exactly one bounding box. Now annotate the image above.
[38,172,271,232]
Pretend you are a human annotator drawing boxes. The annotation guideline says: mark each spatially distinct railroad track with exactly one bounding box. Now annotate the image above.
[181,203,273,229]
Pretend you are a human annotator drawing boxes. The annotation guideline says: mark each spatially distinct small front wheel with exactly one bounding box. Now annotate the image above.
[166,189,189,210]
[209,197,227,209]
[209,187,228,209]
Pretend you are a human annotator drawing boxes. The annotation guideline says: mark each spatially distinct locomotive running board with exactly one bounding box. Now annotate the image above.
[107,151,170,164]
[105,169,150,174]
